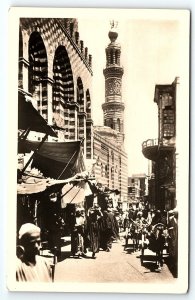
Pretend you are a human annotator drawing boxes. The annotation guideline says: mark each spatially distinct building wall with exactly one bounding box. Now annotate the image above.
[143,78,177,210]
[18,18,128,201]
[127,174,147,203]
[93,131,128,201]
[18,18,93,159]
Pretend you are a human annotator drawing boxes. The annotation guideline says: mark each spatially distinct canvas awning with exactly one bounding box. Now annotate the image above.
[17,179,48,194]
[61,182,85,207]
[19,139,83,180]
[18,91,57,137]
[17,171,93,195]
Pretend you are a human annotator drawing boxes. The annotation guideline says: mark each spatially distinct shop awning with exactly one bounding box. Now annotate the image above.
[17,179,48,194]
[18,91,57,137]
[17,171,92,195]
[61,182,85,207]
[20,140,83,179]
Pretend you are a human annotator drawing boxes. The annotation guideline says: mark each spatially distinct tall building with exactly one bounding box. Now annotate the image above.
[18,18,128,203]
[142,78,177,210]
[102,24,125,145]
[93,23,128,202]
[127,174,148,204]
[18,18,93,159]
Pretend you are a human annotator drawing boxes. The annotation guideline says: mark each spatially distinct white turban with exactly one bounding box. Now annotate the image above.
[19,223,41,240]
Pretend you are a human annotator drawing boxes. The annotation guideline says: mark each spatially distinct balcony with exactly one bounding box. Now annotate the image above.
[142,139,158,160]
[142,138,175,161]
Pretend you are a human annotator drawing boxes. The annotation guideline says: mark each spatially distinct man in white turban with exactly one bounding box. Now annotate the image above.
[16,223,52,282]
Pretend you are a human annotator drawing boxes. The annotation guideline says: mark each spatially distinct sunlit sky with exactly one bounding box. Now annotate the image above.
[77,14,184,176]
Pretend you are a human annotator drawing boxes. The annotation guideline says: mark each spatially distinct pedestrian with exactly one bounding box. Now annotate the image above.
[71,207,86,258]
[86,205,102,258]
[151,210,164,226]
[117,213,124,233]
[146,210,153,225]
[48,213,64,259]
[99,209,117,252]
[16,223,53,282]
[107,207,119,241]
[167,209,178,274]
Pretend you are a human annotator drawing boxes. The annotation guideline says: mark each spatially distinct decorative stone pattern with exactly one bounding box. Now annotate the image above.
[19,18,93,159]
[93,131,128,200]
[105,78,122,96]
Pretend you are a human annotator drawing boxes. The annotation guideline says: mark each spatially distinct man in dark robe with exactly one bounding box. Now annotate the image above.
[99,209,118,251]
[86,206,102,258]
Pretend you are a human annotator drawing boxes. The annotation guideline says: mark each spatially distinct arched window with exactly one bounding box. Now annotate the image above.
[28,32,48,118]
[53,46,74,139]
[107,118,114,129]
[53,46,74,112]
[77,77,84,107]
[117,118,121,132]
[77,77,85,143]
[101,163,104,177]
[86,89,91,119]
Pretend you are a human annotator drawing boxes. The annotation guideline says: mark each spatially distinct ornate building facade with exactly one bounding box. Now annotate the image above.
[93,25,128,202]
[142,78,178,210]
[18,18,93,159]
[18,18,128,201]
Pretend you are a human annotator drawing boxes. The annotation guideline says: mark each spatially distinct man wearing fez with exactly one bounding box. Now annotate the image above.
[16,223,52,282]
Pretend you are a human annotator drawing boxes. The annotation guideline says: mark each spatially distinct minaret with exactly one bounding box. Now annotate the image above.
[102,21,125,145]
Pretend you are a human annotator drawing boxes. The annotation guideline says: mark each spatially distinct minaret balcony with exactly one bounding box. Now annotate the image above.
[103,66,124,77]
[142,138,175,161]
[102,101,125,111]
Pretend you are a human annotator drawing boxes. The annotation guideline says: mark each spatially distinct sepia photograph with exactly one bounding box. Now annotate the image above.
[7,7,189,293]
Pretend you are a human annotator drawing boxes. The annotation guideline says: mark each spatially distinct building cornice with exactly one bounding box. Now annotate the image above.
[56,19,93,76]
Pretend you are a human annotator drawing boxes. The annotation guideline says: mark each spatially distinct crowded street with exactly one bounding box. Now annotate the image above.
[50,233,176,283]
[12,14,185,291]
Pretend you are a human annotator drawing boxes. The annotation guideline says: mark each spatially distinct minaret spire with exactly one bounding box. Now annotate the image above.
[102,21,125,145]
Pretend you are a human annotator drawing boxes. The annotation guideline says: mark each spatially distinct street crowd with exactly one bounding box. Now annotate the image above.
[16,198,178,282]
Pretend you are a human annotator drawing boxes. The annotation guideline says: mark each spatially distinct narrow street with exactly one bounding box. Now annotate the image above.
[51,235,176,283]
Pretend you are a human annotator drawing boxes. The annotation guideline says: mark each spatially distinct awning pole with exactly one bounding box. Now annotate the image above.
[20,133,48,176]
[57,150,78,180]
[57,138,84,180]
[60,181,78,199]
[69,186,82,204]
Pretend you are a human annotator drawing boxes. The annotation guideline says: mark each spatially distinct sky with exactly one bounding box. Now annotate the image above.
[77,13,185,176]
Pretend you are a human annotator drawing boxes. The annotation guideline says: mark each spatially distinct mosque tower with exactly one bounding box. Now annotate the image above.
[102,21,125,146]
